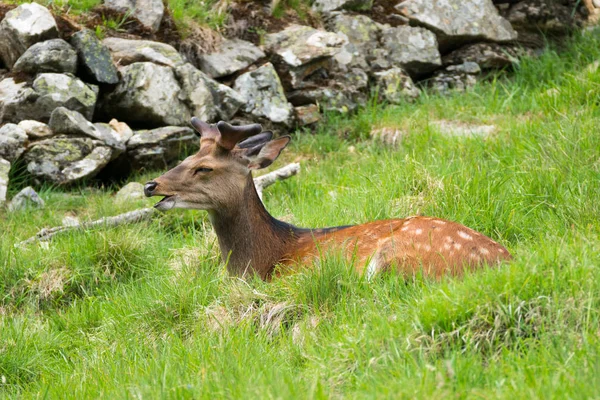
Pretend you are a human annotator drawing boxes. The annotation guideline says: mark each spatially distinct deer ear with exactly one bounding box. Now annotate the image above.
[246,136,291,170]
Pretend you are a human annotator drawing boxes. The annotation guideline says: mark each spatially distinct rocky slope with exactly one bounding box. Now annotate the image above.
[0,0,592,202]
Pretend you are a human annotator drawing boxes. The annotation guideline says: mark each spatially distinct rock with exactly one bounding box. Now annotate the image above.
[102,37,183,67]
[0,158,9,206]
[103,0,164,32]
[233,63,295,126]
[102,62,190,127]
[264,25,346,89]
[442,42,523,69]
[175,63,244,122]
[396,0,517,50]
[501,0,577,36]
[70,29,119,85]
[32,73,98,122]
[48,107,125,152]
[0,123,28,162]
[0,74,97,123]
[198,39,265,78]
[373,68,420,104]
[115,181,144,202]
[24,137,113,184]
[18,120,54,139]
[380,26,442,77]
[313,0,373,13]
[127,126,198,171]
[13,39,78,75]
[430,62,481,94]
[108,119,133,143]
[0,3,59,68]
[430,120,496,137]
[295,104,321,126]
[7,186,45,212]
[326,13,380,71]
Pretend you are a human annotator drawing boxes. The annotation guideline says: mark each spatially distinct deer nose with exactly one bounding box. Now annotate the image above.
[144,181,158,197]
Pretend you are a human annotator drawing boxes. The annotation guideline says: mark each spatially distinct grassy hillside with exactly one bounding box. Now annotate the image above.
[2,28,600,398]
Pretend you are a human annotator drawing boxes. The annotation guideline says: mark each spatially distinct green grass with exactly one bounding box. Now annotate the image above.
[3,28,600,399]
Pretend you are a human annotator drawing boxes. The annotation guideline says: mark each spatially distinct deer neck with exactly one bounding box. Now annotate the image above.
[207,174,305,279]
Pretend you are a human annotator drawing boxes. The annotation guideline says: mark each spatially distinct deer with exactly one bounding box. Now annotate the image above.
[144,119,512,281]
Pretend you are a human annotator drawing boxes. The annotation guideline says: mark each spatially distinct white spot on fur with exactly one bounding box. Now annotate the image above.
[498,248,506,253]
[445,236,453,243]
[453,243,462,250]
[457,230,473,240]
[401,226,409,231]
[423,244,431,251]
[444,243,451,250]
[470,253,481,261]
[479,247,490,255]
[415,228,423,235]
[433,220,446,225]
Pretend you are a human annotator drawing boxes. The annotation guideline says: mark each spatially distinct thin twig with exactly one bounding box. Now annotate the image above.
[254,163,300,200]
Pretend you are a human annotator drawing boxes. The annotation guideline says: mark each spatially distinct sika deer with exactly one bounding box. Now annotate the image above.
[145,119,511,280]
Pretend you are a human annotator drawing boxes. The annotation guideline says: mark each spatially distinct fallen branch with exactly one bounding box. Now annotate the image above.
[16,163,301,246]
[254,163,300,200]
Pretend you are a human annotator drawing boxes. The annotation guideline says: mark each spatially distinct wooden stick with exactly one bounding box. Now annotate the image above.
[16,163,301,246]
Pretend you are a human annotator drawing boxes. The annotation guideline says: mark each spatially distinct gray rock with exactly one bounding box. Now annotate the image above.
[501,0,576,36]
[0,78,35,123]
[8,186,45,212]
[104,0,164,32]
[380,26,442,77]
[442,42,523,69]
[0,3,59,68]
[198,39,265,78]
[233,63,294,126]
[102,62,190,127]
[430,120,496,137]
[32,73,99,122]
[70,29,119,85]
[18,120,54,139]
[264,25,346,89]
[127,126,198,171]
[0,158,9,206]
[430,62,481,94]
[295,104,320,126]
[48,107,125,153]
[373,68,420,104]
[0,123,28,162]
[175,63,244,122]
[102,37,183,67]
[115,181,144,202]
[313,0,373,13]
[107,119,134,144]
[13,39,78,75]
[23,137,113,184]
[396,0,517,49]
[327,13,380,70]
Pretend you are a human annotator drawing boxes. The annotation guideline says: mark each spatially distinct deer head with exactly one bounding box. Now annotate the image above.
[144,118,291,212]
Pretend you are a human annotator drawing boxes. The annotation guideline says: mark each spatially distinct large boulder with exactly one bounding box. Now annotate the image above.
[313,0,373,13]
[0,158,9,206]
[380,26,442,77]
[175,63,244,122]
[48,107,125,153]
[0,123,28,162]
[326,13,381,71]
[396,0,517,50]
[127,126,198,171]
[0,3,59,68]
[102,38,184,68]
[103,0,164,32]
[13,39,78,75]
[373,68,420,104]
[102,62,190,127]
[198,39,265,78]
[263,25,346,89]
[233,63,295,126]
[70,29,119,85]
[23,137,113,184]
[31,73,99,122]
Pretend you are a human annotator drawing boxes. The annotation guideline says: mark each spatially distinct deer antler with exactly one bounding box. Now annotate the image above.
[191,118,265,151]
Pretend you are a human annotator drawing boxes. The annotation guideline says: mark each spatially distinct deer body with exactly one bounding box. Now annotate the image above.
[145,119,511,280]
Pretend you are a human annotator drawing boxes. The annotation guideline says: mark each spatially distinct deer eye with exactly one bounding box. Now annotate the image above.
[194,167,213,174]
